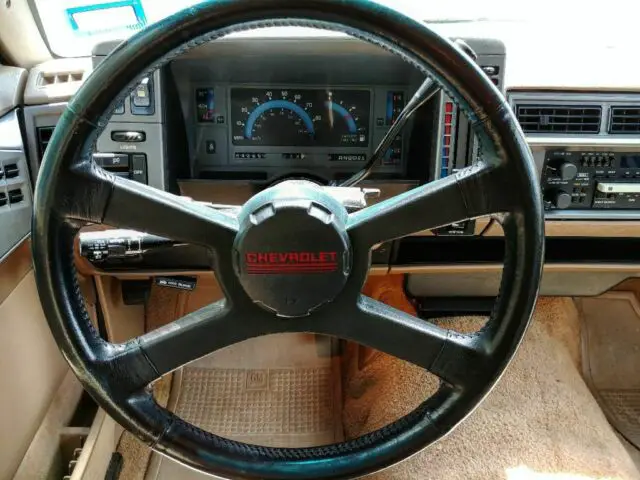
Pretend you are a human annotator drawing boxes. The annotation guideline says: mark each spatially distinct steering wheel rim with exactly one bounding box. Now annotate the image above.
[31,1,544,479]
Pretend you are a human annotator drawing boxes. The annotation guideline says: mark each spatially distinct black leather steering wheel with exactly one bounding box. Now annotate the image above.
[31,1,544,478]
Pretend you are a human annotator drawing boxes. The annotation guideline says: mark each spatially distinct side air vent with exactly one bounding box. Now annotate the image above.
[515,105,602,134]
[609,106,640,134]
[36,126,55,161]
[38,71,85,87]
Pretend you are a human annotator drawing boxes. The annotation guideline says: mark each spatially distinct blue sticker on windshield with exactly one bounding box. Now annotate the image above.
[66,0,146,35]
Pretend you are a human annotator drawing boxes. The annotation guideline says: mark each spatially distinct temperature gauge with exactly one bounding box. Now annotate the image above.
[196,88,216,122]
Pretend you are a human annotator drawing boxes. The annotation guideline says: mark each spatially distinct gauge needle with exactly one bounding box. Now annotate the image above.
[327,92,334,130]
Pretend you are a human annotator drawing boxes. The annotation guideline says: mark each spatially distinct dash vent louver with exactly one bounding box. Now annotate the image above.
[609,106,640,134]
[515,104,602,134]
[38,71,84,86]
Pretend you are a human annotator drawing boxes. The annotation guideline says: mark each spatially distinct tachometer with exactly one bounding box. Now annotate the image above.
[231,89,315,146]
[317,90,370,146]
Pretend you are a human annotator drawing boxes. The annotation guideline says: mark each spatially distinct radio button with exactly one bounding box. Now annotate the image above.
[558,162,578,181]
[548,159,578,180]
[545,189,572,209]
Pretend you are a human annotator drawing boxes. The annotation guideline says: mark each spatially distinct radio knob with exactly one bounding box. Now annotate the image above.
[558,162,578,181]
[546,189,572,209]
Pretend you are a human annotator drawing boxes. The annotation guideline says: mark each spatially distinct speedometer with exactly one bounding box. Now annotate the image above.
[230,88,371,148]
[231,89,315,147]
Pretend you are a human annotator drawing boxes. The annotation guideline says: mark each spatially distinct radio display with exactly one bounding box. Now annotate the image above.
[621,155,640,168]
[230,88,371,147]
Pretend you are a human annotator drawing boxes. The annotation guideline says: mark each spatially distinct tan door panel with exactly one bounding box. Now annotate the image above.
[0,245,68,479]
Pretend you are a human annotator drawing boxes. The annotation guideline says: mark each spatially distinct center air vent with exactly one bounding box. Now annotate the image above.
[609,106,640,134]
[515,105,602,134]
[36,126,55,161]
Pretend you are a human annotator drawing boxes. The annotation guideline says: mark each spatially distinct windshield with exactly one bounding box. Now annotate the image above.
[35,0,635,58]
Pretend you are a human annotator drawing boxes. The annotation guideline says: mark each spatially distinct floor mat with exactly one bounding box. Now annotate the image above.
[145,333,343,480]
[175,364,337,446]
[578,292,640,450]
[343,297,640,480]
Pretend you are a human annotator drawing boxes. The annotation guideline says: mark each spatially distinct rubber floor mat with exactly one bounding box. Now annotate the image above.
[144,333,343,480]
[171,332,343,447]
[578,292,640,449]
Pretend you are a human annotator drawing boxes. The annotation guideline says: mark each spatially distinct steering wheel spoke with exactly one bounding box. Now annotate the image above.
[60,165,238,249]
[114,300,274,391]
[347,295,488,389]
[347,162,510,248]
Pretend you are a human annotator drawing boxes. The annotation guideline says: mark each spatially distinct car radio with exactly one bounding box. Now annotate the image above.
[541,150,640,210]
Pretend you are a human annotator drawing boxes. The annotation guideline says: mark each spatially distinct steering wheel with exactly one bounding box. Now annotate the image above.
[32,1,543,478]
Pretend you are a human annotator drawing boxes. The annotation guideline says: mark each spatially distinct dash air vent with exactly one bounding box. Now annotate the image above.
[609,106,640,134]
[515,105,602,134]
[36,126,55,161]
[38,71,84,86]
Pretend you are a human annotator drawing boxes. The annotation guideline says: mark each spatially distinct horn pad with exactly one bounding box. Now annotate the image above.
[233,181,351,317]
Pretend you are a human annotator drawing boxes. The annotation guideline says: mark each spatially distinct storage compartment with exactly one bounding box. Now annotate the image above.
[56,392,98,479]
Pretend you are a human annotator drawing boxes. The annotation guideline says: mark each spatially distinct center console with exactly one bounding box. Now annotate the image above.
[511,91,640,219]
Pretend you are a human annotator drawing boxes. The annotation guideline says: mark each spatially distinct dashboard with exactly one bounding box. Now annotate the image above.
[5,29,640,298]
[18,36,506,191]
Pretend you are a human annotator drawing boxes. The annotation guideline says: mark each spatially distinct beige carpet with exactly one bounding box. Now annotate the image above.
[115,283,184,480]
[342,297,640,480]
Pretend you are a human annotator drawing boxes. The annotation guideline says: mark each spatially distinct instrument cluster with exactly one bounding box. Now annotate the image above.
[192,84,406,180]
